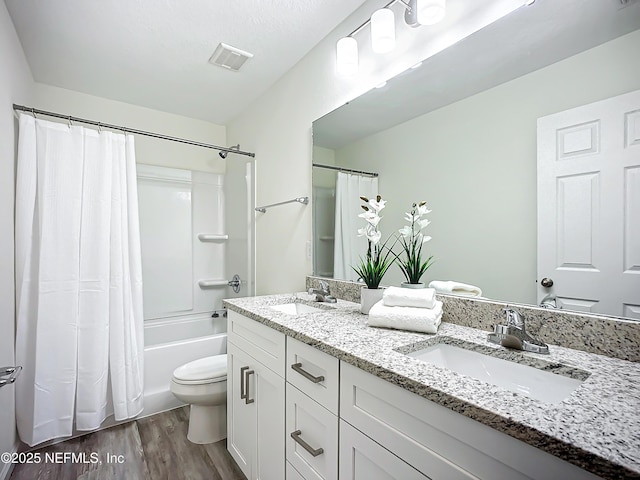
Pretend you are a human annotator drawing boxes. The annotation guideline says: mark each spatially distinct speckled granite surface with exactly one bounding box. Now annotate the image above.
[306,276,640,363]
[224,292,640,480]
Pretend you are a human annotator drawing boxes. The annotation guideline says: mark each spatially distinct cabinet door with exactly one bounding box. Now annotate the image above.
[339,420,429,480]
[227,342,256,479]
[253,357,285,480]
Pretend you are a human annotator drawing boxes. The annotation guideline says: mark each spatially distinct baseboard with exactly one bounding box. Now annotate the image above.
[0,441,18,480]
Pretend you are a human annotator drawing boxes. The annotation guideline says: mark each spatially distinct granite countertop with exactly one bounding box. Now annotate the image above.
[223,293,640,480]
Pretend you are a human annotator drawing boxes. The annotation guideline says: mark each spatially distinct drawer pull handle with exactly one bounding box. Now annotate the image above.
[244,369,255,404]
[291,363,324,384]
[240,366,249,400]
[290,430,324,457]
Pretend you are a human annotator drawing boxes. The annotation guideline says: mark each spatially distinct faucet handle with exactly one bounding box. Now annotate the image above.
[503,308,525,329]
[319,280,330,294]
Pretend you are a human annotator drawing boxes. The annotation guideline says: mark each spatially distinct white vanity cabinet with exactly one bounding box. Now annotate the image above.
[227,311,286,480]
[226,310,602,480]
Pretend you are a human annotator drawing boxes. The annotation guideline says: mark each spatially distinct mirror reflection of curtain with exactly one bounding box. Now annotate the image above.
[333,172,379,281]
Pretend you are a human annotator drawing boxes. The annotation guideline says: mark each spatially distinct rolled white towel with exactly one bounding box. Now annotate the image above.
[383,286,436,309]
[367,300,443,334]
[428,280,482,297]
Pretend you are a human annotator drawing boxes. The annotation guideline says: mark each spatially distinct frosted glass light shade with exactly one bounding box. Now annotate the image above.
[417,0,446,25]
[371,8,395,54]
[336,37,358,76]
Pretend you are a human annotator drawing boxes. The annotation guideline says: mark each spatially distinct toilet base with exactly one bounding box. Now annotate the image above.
[187,403,227,444]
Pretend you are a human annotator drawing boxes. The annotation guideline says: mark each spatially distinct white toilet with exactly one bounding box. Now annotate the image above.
[170,354,227,444]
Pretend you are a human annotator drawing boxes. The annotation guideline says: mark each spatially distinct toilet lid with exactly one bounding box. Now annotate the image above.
[172,354,227,383]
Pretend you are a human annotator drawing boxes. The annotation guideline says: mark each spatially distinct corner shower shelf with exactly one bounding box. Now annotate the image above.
[197,233,229,242]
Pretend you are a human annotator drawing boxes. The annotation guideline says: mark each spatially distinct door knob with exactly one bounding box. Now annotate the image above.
[541,278,554,288]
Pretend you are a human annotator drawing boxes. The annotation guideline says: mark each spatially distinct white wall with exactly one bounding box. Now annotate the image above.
[333,30,640,304]
[227,0,524,294]
[33,83,227,173]
[0,2,33,476]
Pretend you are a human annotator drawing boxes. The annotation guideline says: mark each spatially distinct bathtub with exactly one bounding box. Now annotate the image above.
[142,313,227,417]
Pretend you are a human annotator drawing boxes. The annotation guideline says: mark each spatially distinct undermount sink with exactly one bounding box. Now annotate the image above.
[269,303,324,315]
[407,343,585,404]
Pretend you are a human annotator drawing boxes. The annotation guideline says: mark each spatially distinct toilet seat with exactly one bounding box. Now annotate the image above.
[172,354,227,385]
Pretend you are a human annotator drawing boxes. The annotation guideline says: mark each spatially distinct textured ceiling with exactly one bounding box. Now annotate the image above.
[5,0,367,124]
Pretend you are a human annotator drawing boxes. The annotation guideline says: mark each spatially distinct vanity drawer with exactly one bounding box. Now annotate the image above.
[339,420,429,480]
[286,337,339,414]
[227,310,285,377]
[340,362,599,480]
[286,383,338,480]
[287,461,306,480]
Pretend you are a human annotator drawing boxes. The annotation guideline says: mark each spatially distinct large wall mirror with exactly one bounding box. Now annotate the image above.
[312,0,640,319]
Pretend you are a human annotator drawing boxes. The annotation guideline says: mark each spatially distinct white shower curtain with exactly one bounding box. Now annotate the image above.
[14,113,144,447]
[333,172,379,281]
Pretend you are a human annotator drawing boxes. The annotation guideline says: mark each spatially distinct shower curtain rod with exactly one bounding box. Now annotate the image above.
[312,163,378,177]
[12,104,256,158]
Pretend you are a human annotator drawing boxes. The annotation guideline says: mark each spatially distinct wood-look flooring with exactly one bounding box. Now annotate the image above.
[10,407,246,480]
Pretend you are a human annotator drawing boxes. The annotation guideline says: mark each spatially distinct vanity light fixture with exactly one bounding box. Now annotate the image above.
[416,0,446,26]
[336,0,445,76]
[336,0,538,77]
[336,36,359,76]
[371,8,396,54]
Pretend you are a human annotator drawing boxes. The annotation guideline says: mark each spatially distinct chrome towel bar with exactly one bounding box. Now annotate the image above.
[255,196,308,213]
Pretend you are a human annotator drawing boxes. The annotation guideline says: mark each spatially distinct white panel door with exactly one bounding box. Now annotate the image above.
[537,89,640,318]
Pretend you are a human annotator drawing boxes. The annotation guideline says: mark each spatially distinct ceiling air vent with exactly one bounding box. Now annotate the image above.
[209,43,253,72]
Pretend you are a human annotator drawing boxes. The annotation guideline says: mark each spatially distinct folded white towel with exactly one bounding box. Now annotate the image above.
[367,300,443,334]
[428,280,482,297]
[383,286,436,309]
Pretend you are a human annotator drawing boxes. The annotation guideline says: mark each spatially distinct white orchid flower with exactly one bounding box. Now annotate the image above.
[398,225,412,237]
[418,218,431,229]
[416,204,431,216]
[357,227,368,237]
[367,229,382,244]
[422,235,432,243]
[368,198,386,213]
[358,211,381,226]
[404,212,414,222]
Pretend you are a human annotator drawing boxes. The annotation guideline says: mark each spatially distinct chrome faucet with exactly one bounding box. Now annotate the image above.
[308,280,337,303]
[488,308,549,354]
[539,294,561,309]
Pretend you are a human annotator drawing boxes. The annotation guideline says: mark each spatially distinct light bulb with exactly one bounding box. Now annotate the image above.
[417,0,446,26]
[371,8,395,54]
[336,37,358,76]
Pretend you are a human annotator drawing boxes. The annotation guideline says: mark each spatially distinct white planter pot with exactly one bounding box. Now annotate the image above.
[401,282,426,289]
[360,287,384,314]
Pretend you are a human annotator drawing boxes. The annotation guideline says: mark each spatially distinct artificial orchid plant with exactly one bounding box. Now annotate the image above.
[397,201,434,285]
[352,195,396,289]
